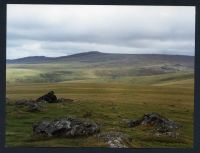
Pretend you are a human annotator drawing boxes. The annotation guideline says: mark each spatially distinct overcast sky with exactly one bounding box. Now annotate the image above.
[7,5,195,59]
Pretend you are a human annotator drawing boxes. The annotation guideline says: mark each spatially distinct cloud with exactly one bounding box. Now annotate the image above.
[7,5,195,59]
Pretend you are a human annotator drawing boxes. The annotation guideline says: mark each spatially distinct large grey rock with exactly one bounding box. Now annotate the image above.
[33,117,100,137]
[121,113,181,137]
[14,99,41,112]
[140,113,181,133]
[97,132,132,148]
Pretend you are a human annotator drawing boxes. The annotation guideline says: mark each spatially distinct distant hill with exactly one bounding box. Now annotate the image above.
[6,51,102,64]
[6,51,194,68]
[6,51,194,84]
[6,56,53,64]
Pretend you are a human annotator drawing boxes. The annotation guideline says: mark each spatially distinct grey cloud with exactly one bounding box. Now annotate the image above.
[7,5,195,59]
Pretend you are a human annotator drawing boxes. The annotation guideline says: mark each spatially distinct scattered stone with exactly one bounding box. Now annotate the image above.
[33,117,100,137]
[27,102,41,112]
[13,91,74,112]
[140,113,181,133]
[97,132,132,148]
[14,99,41,112]
[121,113,181,137]
[36,91,57,103]
[14,91,73,106]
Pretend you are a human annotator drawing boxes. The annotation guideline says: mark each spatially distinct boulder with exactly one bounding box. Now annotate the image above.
[36,91,57,103]
[97,132,132,148]
[33,117,100,137]
[27,102,41,112]
[121,113,181,137]
[140,113,181,133]
[14,99,41,112]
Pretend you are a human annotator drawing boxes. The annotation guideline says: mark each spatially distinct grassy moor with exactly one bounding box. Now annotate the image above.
[6,52,194,148]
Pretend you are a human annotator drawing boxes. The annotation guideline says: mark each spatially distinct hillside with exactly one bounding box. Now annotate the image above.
[7,51,194,67]
[6,52,194,84]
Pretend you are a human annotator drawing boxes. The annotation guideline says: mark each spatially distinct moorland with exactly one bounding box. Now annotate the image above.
[6,51,194,147]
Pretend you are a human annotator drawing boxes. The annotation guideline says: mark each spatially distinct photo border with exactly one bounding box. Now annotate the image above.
[0,0,199,153]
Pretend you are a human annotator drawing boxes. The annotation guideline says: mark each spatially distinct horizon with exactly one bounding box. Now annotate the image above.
[6,51,195,60]
[7,5,195,59]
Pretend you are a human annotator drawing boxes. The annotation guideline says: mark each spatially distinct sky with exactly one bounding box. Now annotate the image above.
[7,5,195,59]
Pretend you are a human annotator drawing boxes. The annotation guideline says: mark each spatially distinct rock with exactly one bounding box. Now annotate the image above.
[57,98,74,103]
[15,99,31,106]
[14,99,41,112]
[140,113,181,133]
[33,117,100,137]
[36,91,57,103]
[27,102,41,112]
[141,113,181,137]
[97,132,132,148]
[122,113,181,137]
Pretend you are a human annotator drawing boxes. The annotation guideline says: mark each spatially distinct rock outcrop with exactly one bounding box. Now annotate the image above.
[36,91,57,103]
[33,117,100,137]
[121,112,181,137]
[36,91,74,103]
[14,99,41,112]
[97,132,132,148]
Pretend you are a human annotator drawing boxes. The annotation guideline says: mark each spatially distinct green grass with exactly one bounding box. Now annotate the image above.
[6,62,194,148]
[6,81,194,148]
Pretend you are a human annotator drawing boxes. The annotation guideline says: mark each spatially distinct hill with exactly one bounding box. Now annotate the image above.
[6,51,194,68]
[6,51,194,84]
